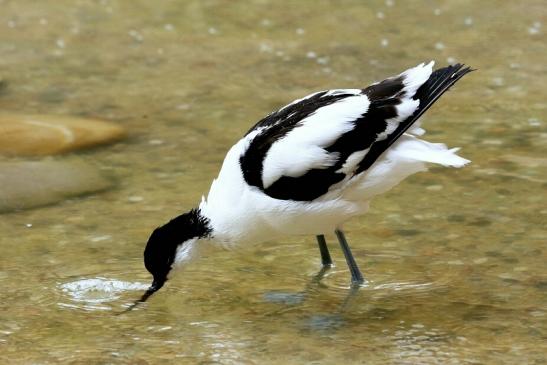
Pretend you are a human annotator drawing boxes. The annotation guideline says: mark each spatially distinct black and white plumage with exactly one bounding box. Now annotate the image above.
[241,62,470,201]
[130,62,472,307]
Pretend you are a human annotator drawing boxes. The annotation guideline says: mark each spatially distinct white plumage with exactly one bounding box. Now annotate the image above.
[199,62,470,245]
[132,61,473,306]
[262,95,368,188]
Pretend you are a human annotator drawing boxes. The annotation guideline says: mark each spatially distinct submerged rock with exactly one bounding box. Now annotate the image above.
[0,114,125,156]
[0,160,113,213]
[0,79,7,96]
[501,154,547,168]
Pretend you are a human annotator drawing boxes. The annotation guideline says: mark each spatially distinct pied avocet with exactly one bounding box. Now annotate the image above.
[131,61,472,307]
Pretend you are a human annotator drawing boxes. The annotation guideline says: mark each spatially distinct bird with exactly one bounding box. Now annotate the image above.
[128,61,472,309]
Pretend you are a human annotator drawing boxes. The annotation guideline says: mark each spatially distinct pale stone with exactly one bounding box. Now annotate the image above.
[0,114,125,156]
[501,154,547,168]
[0,160,113,213]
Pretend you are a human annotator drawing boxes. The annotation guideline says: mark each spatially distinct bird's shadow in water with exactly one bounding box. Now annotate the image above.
[262,266,364,332]
[0,79,8,97]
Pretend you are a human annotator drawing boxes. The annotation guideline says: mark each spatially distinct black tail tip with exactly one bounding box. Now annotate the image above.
[446,63,476,79]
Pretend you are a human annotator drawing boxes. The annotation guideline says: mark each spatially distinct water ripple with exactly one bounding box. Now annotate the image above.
[58,277,148,311]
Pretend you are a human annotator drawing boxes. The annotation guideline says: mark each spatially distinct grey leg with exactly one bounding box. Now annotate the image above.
[316,234,333,267]
[334,229,365,285]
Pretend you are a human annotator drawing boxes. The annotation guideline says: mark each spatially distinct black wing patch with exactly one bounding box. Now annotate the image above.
[240,65,472,202]
[240,91,356,190]
[263,97,400,201]
[355,64,473,175]
[244,91,350,134]
[363,75,405,100]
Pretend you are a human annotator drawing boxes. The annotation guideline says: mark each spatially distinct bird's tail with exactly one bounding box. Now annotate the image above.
[389,62,474,149]
[355,62,473,175]
[409,63,473,130]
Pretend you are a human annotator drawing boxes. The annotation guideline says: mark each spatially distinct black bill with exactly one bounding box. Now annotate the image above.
[118,278,165,314]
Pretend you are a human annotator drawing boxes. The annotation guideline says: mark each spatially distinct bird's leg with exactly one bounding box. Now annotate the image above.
[334,229,365,285]
[316,234,333,267]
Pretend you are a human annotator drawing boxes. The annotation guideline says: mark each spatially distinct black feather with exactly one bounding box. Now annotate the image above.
[355,64,473,174]
[261,78,407,201]
[362,75,405,100]
[241,91,353,189]
[239,64,472,202]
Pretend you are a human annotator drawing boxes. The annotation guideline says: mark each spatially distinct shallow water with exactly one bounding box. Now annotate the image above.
[1,0,546,364]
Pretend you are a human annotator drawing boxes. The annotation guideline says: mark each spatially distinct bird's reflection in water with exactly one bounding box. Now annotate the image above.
[262,266,364,331]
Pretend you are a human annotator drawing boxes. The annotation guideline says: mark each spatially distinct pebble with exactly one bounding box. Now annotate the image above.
[528,118,541,126]
[316,56,329,65]
[89,235,112,243]
[0,160,113,213]
[426,184,443,191]
[498,273,515,280]
[0,114,125,156]
[434,42,445,50]
[501,154,547,168]
[128,29,143,42]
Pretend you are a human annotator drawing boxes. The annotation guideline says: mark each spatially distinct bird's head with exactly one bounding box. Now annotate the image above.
[125,208,211,311]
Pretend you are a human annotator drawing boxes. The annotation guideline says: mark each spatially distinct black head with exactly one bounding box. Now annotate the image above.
[124,208,211,312]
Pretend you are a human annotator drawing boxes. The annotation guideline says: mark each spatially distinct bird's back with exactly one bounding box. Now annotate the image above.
[201,62,471,243]
[239,62,471,200]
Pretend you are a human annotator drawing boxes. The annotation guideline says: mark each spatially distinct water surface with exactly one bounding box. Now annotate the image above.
[0,0,545,364]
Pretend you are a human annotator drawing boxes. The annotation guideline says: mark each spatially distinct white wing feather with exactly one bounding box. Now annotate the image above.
[261,94,370,188]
